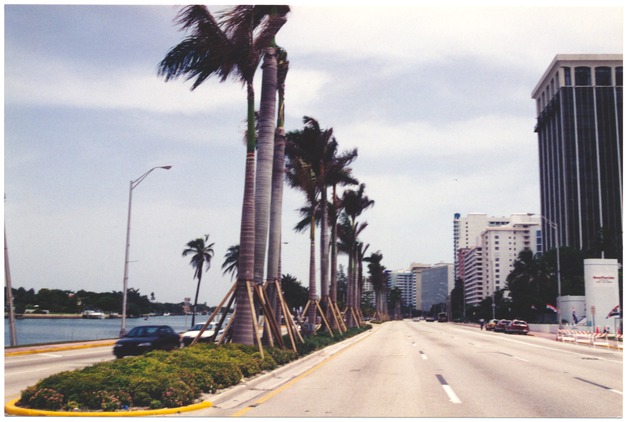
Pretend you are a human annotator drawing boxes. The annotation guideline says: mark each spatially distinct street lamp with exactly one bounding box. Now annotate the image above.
[540,215,562,327]
[120,165,172,337]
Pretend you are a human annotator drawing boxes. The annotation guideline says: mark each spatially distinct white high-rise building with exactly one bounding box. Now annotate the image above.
[453,213,511,281]
[387,269,416,313]
[459,213,541,305]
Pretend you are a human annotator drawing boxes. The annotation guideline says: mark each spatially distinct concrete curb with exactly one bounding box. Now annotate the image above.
[5,340,117,356]
[4,398,212,417]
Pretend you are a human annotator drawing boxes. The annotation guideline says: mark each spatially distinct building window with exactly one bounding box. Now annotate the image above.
[563,67,572,86]
[615,66,623,86]
[595,66,612,86]
[575,66,591,86]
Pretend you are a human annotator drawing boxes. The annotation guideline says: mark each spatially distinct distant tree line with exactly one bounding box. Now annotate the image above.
[6,287,199,317]
[6,273,312,318]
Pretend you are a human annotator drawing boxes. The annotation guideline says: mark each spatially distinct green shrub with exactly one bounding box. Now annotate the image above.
[17,324,371,411]
[19,386,64,410]
[160,380,196,408]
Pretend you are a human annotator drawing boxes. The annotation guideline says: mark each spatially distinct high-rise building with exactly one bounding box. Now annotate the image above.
[479,215,541,300]
[457,214,541,306]
[531,54,622,261]
[387,269,416,313]
[453,213,511,280]
[418,263,454,313]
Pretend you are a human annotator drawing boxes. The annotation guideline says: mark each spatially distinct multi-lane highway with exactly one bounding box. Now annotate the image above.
[4,321,623,418]
[198,321,623,418]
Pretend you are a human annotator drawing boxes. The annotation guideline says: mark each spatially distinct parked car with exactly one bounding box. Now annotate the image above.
[425,316,435,322]
[485,319,499,331]
[506,319,530,335]
[437,312,448,322]
[181,322,223,346]
[494,319,511,332]
[113,325,181,358]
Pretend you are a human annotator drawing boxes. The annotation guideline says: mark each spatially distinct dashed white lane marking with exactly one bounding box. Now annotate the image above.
[436,374,462,404]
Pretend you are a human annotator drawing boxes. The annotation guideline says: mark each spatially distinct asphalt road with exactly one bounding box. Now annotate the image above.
[4,343,116,402]
[191,321,623,418]
[4,321,623,418]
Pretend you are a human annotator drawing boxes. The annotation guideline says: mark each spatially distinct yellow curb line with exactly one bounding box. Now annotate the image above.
[5,398,213,417]
[5,341,117,357]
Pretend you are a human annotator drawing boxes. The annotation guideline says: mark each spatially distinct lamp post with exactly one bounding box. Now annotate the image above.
[540,215,561,327]
[120,165,172,337]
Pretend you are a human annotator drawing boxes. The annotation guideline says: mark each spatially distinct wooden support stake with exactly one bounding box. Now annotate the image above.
[191,282,236,346]
[245,280,264,358]
[315,300,334,336]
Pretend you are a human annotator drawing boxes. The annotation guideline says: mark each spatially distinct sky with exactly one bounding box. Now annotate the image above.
[3,2,624,306]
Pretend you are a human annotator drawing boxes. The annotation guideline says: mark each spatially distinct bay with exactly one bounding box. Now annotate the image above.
[4,315,203,347]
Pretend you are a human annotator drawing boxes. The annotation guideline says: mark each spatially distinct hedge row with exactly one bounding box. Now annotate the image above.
[17,326,370,412]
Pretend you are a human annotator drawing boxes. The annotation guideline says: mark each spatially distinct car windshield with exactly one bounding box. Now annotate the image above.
[189,323,216,331]
[126,326,159,338]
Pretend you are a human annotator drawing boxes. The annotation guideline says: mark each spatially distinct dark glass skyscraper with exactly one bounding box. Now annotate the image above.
[532,54,622,261]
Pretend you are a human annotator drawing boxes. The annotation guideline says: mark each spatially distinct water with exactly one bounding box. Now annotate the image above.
[4,315,204,347]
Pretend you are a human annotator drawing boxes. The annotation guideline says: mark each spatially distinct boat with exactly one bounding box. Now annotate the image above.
[82,310,106,319]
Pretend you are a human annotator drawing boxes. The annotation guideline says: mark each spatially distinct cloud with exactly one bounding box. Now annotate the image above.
[338,114,535,163]
[5,53,244,114]
[282,5,623,70]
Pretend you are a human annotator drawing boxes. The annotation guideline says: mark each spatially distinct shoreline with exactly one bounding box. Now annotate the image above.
[6,313,188,319]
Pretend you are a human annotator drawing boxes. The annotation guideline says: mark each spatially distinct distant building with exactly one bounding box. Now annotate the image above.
[418,263,454,313]
[385,263,453,315]
[532,54,623,261]
[410,262,431,312]
[387,269,416,313]
[457,214,541,306]
[480,214,541,300]
[453,213,510,281]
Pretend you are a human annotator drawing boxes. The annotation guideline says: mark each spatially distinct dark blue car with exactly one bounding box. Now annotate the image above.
[113,325,181,358]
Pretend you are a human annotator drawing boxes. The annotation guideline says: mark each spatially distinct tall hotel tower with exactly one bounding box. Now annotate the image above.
[531,54,622,261]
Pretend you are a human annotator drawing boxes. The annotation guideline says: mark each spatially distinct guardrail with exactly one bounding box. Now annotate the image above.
[556,329,623,350]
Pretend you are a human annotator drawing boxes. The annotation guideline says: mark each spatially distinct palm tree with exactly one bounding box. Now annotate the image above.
[158,5,289,345]
[254,10,288,286]
[389,287,402,320]
[507,248,553,320]
[285,156,319,335]
[222,244,240,280]
[182,234,215,327]
[286,117,357,317]
[265,47,289,323]
[326,149,358,310]
[337,212,368,327]
[338,184,374,326]
[365,251,387,320]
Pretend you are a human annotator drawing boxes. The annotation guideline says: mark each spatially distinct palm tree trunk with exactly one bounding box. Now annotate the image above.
[192,275,202,327]
[346,245,355,328]
[307,214,318,335]
[330,185,338,304]
[234,82,257,345]
[319,180,330,313]
[254,47,278,285]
